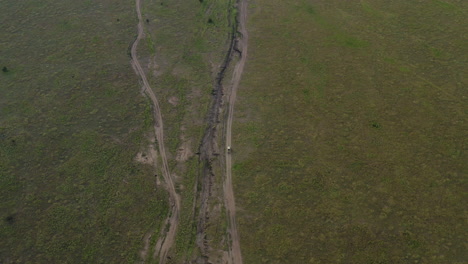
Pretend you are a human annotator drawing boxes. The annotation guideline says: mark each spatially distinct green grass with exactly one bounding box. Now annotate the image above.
[0,1,169,262]
[233,0,467,263]
[3,0,465,263]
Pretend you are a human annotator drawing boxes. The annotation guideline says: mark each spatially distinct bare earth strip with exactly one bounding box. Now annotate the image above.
[130,0,180,263]
[225,0,248,263]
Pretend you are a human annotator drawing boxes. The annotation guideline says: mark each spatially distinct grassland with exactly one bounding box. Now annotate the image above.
[233,0,467,263]
[0,1,169,262]
[2,0,466,263]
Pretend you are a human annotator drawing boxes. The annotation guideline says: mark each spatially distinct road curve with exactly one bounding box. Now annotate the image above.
[225,0,248,263]
[130,0,180,263]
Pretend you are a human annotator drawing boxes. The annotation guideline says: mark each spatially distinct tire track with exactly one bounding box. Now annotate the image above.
[224,0,248,263]
[130,0,180,263]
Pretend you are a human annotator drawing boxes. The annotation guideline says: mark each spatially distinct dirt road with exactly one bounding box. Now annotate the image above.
[224,0,248,263]
[130,0,180,263]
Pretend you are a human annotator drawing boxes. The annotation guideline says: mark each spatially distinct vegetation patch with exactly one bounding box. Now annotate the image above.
[233,0,467,263]
[0,1,168,262]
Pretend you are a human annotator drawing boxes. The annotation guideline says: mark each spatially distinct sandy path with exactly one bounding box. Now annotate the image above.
[130,0,180,263]
[225,0,248,263]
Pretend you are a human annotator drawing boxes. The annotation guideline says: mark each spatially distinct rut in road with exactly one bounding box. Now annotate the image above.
[194,1,237,261]
[130,0,180,263]
[194,0,248,263]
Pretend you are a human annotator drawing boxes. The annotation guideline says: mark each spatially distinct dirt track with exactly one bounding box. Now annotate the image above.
[224,0,248,263]
[130,0,180,263]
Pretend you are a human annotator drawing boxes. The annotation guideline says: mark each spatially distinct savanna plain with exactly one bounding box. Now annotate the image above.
[1,0,466,264]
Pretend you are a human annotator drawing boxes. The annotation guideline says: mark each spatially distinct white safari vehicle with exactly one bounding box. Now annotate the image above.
[227,146,232,153]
